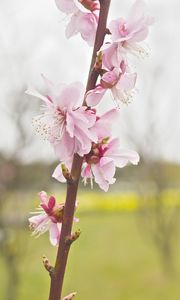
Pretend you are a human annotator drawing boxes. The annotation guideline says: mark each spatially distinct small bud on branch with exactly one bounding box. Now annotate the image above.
[105,28,111,34]
[62,292,77,300]
[65,229,81,246]
[94,51,103,70]
[43,256,54,276]
[61,164,74,183]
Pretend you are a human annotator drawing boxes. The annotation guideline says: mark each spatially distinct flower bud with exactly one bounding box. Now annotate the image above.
[100,71,118,88]
[61,164,72,181]
[79,0,100,12]
[94,51,102,70]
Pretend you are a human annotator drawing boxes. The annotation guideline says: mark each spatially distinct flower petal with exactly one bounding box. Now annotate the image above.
[25,87,51,105]
[49,223,61,246]
[110,149,140,168]
[52,163,69,183]
[56,82,84,109]
[99,157,116,181]
[116,73,137,91]
[54,131,75,160]
[55,0,78,14]
[85,85,106,106]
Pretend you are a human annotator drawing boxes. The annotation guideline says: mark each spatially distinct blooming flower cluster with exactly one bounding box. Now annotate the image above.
[28,0,153,245]
[53,109,139,191]
[55,0,100,46]
[86,0,153,106]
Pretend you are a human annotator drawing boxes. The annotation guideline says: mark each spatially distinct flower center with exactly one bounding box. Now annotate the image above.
[50,204,64,223]
[85,141,109,165]
[119,20,129,37]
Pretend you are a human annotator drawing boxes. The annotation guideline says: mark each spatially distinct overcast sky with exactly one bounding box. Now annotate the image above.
[0,0,180,163]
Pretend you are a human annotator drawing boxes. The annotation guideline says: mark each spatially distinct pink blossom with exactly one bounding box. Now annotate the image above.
[26,76,97,161]
[29,191,78,246]
[52,110,139,192]
[101,67,137,104]
[109,0,153,56]
[53,136,139,192]
[29,193,62,247]
[52,109,119,183]
[86,64,137,107]
[81,137,140,191]
[66,10,99,46]
[55,0,99,46]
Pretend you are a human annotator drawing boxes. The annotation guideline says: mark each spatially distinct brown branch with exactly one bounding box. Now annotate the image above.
[48,1,111,300]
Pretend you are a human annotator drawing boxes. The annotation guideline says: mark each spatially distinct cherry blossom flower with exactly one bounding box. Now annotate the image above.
[55,0,100,46]
[29,191,78,246]
[52,109,139,192]
[66,10,99,46]
[109,0,154,56]
[86,62,137,107]
[26,76,97,161]
[52,109,119,183]
[81,137,140,191]
[101,67,137,104]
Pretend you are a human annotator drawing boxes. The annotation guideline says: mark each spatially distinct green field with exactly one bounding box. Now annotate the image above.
[1,208,180,300]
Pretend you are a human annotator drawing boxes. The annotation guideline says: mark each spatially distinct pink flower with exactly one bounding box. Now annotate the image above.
[86,63,137,106]
[53,136,139,192]
[55,0,99,46]
[26,76,97,161]
[52,109,139,192]
[109,0,153,56]
[101,67,137,104]
[29,191,78,246]
[29,192,62,247]
[52,109,119,183]
[66,10,99,46]
[81,137,140,191]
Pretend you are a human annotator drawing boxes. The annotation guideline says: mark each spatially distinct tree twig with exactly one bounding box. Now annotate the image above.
[48,1,111,299]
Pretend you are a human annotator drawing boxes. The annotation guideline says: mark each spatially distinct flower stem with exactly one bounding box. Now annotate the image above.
[48,1,111,299]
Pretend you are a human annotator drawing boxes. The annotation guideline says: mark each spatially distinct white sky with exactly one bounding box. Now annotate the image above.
[0,0,180,163]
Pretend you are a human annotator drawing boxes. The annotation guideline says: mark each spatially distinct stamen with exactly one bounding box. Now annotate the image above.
[32,107,66,142]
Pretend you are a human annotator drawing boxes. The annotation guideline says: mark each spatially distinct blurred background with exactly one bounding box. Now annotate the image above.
[0,0,180,299]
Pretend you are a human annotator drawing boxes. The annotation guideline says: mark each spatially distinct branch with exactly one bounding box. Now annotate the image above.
[48,1,111,300]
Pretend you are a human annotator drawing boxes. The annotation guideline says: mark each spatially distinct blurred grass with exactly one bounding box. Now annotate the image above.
[1,216,180,300]
[1,191,180,300]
